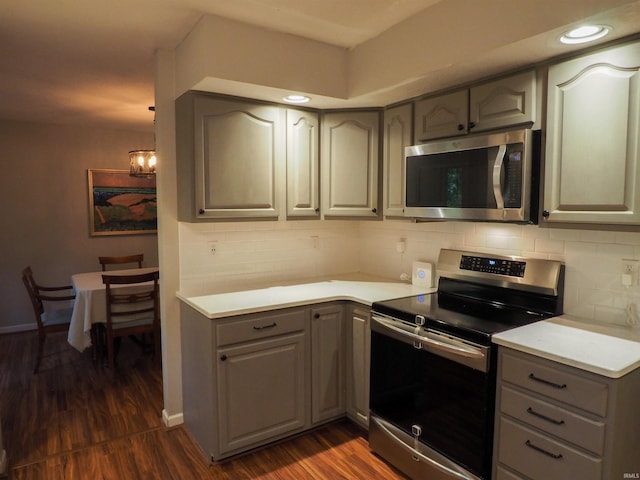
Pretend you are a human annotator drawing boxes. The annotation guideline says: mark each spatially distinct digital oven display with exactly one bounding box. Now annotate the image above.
[460,255,526,277]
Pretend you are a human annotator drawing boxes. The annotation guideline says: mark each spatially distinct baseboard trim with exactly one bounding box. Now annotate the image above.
[0,323,36,335]
[162,409,184,428]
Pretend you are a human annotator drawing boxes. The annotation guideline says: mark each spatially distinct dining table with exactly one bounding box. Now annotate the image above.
[67,266,159,351]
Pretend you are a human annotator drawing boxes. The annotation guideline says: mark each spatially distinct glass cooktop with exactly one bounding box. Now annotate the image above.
[372,291,550,346]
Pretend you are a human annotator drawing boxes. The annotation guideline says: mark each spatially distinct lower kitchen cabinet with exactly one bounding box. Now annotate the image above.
[346,305,370,429]
[310,304,345,423]
[180,303,310,461]
[493,347,640,480]
[217,331,307,455]
[180,299,372,461]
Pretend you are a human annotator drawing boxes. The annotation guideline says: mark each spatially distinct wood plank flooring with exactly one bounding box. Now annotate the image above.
[0,331,407,479]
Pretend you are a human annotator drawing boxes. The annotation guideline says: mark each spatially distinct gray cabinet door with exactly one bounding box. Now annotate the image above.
[286,108,320,217]
[346,306,370,429]
[310,304,345,423]
[383,103,412,218]
[543,41,640,225]
[217,332,306,455]
[414,89,468,142]
[469,70,536,133]
[321,110,380,217]
[194,95,285,219]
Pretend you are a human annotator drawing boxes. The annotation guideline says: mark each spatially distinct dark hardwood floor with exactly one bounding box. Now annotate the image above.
[0,330,407,479]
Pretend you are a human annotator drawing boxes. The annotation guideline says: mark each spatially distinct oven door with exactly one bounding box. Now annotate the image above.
[369,314,494,480]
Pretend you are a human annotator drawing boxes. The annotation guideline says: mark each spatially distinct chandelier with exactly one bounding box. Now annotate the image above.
[129,150,156,176]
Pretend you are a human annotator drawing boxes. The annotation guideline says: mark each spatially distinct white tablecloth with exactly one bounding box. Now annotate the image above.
[67,267,159,351]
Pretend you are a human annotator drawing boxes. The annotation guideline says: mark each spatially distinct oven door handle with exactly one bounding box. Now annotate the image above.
[423,331,485,359]
[372,315,488,371]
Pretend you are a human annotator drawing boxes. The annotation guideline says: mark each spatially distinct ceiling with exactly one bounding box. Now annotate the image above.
[1,0,639,133]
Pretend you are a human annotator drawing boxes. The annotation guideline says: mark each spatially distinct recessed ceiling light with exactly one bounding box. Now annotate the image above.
[283,95,310,104]
[560,25,610,44]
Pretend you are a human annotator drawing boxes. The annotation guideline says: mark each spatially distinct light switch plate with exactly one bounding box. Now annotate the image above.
[412,261,434,288]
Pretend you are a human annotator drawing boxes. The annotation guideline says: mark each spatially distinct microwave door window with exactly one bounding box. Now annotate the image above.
[406,149,498,209]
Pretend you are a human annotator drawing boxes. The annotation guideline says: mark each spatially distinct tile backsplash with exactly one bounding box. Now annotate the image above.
[179,219,640,328]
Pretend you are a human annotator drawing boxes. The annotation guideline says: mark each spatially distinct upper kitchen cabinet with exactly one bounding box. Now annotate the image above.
[321,110,381,218]
[383,103,413,217]
[543,40,640,226]
[286,108,320,218]
[414,89,468,142]
[414,70,536,142]
[176,92,285,221]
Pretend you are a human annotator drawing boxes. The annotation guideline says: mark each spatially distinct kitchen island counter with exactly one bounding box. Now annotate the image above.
[177,273,434,319]
[492,315,640,378]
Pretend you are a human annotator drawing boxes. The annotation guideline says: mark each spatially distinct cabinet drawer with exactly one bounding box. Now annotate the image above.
[498,417,602,480]
[500,386,606,455]
[216,309,306,346]
[501,352,608,416]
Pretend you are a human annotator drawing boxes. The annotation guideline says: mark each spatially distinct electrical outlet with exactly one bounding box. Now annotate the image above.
[208,241,217,255]
[621,259,639,286]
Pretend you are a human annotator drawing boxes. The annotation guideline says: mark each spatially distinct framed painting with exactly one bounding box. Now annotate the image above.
[88,169,157,236]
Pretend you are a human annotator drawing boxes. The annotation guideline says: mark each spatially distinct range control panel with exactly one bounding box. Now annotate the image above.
[460,255,526,278]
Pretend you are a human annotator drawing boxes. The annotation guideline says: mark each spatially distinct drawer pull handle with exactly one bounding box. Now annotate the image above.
[527,407,565,425]
[253,322,277,331]
[525,440,563,460]
[528,373,567,389]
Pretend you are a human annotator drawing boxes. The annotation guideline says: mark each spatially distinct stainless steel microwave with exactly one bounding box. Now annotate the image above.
[404,128,540,223]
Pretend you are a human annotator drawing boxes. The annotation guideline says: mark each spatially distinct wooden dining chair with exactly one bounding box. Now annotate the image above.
[98,254,144,271]
[22,266,76,373]
[100,271,160,370]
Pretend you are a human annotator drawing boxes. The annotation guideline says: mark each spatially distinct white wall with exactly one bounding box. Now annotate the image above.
[359,220,640,327]
[178,218,640,329]
[178,220,360,295]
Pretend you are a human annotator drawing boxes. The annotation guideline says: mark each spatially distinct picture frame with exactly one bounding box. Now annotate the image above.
[88,169,157,236]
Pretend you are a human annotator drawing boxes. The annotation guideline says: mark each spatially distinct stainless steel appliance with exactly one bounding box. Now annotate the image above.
[369,249,564,480]
[404,129,540,223]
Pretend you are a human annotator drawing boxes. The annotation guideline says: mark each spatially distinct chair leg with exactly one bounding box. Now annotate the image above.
[33,334,45,374]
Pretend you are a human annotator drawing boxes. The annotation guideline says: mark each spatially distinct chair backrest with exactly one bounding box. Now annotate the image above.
[99,254,144,271]
[102,271,159,326]
[22,266,44,319]
[22,266,75,328]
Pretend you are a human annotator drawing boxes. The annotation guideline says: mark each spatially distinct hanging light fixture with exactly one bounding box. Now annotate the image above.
[129,150,156,176]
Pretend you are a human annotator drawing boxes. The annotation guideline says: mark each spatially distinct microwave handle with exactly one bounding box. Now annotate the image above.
[492,144,507,209]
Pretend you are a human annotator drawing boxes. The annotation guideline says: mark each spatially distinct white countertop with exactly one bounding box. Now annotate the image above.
[493,315,640,378]
[177,273,434,319]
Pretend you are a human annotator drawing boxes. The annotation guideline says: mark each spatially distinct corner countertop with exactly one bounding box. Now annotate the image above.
[493,315,640,378]
[177,273,434,319]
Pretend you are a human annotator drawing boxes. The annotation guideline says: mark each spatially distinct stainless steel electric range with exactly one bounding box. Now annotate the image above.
[369,249,564,480]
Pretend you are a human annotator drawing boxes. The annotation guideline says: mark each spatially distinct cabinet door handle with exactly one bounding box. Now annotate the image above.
[198,209,205,215]
[372,208,377,213]
[253,322,277,330]
[220,354,227,361]
[528,373,567,389]
[457,124,465,131]
[542,210,550,218]
[468,121,476,130]
[525,440,563,460]
[526,407,565,425]
[313,313,320,319]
